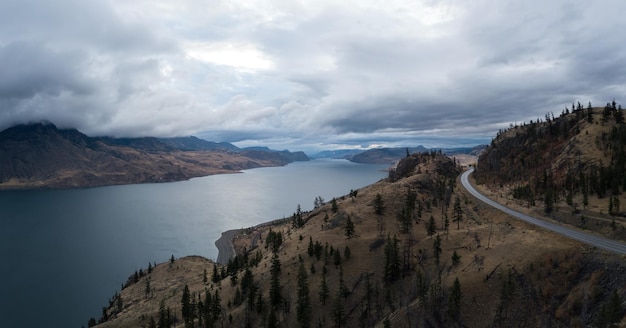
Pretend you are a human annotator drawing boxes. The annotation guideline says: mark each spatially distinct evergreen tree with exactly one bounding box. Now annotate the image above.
[203,290,213,324]
[448,277,462,320]
[345,217,355,238]
[426,215,436,236]
[255,291,265,314]
[397,206,412,233]
[267,309,278,328]
[181,285,192,326]
[158,300,171,328]
[331,291,345,328]
[383,235,401,285]
[307,236,315,257]
[145,277,151,296]
[241,268,253,293]
[269,253,282,307]
[212,264,220,283]
[544,188,554,214]
[374,193,385,215]
[344,245,351,260]
[319,265,330,305]
[331,198,338,213]
[338,265,349,298]
[333,248,342,266]
[292,204,305,228]
[453,196,463,230]
[451,251,461,266]
[433,234,442,267]
[211,290,221,320]
[296,262,312,328]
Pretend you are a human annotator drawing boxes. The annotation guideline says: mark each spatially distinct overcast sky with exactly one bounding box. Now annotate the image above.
[1,0,625,152]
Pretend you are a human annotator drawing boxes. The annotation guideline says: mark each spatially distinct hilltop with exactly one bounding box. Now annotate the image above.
[313,145,487,165]
[475,101,626,241]
[92,151,625,327]
[0,122,308,189]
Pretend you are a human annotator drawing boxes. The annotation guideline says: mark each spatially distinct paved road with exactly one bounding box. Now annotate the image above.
[461,168,626,255]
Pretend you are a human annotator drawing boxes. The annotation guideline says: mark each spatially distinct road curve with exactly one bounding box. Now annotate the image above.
[461,168,626,255]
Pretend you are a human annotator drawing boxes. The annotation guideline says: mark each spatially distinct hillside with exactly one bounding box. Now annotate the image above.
[92,152,625,328]
[347,145,485,165]
[475,101,626,241]
[0,122,308,189]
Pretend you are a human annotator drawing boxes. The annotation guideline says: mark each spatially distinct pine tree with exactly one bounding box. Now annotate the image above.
[426,215,436,236]
[145,277,151,296]
[319,265,330,305]
[331,198,338,213]
[212,264,220,283]
[374,193,385,215]
[212,290,221,320]
[255,290,265,314]
[158,300,170,328]
[307,237,315,257]
[433,234,442,267]
[384,235,400,285]
[204,290,213,324]
[345,217,355,238]
[269,253,282,307]
[448,278,462,320]
[181,285,192,325]
[451,251,461,266]
[296,262,312,328]
[453,197,463,230]
[331,291,345,328]
[333,248,342,266]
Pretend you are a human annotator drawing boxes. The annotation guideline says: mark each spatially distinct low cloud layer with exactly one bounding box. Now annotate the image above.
[2,0,625,151]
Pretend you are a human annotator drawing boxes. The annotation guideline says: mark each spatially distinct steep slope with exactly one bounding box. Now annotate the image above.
[0,123,308,189]
[92,152,625,328]
[475,102,626,240]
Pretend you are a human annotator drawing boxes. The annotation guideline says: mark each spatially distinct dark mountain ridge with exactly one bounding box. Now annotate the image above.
[346,145,485,164]
[0,122,308,189]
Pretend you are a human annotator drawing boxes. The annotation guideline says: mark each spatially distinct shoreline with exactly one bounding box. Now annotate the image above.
[215,216,293,264]
[215,229,240,264]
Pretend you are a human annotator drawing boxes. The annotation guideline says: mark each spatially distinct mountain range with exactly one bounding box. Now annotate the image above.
[0,121,486,189]
[0,122,308,189]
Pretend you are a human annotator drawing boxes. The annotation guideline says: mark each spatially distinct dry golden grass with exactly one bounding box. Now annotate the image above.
[95,156,626,328]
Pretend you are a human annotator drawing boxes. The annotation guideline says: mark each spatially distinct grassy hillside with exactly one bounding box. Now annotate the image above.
[475,102,626,241]
[92,152,625,328]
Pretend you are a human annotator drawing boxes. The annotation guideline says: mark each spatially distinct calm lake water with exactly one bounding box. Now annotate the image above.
[0,159,388,328]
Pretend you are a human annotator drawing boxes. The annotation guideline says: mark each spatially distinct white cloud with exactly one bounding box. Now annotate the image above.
[185,41,274,72]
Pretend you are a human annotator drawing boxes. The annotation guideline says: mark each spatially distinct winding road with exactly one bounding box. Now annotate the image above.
[461,168,626,255]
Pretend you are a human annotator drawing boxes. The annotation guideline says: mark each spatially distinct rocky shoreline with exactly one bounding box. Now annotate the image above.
[215,229,240,264]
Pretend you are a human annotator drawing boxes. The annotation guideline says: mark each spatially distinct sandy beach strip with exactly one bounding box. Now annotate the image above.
[215,229,240,264]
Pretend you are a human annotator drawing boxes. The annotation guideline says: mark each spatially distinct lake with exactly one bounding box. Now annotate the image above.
[0,159,388,328]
